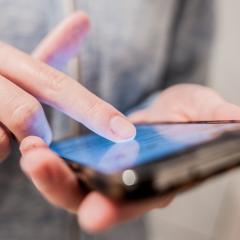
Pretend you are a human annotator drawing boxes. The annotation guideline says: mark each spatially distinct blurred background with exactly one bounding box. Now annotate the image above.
[146,1,240,239]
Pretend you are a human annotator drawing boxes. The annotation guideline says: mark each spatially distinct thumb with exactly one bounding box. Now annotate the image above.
[211,102,240,120]
[33,11,89,69]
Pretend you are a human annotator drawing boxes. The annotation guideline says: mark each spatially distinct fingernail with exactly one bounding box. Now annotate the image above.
[110,116,136,141]
[20,136,47,155]
[20,143,38,155]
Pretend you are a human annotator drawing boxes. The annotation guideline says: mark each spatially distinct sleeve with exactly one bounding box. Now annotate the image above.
[161,0,215,88]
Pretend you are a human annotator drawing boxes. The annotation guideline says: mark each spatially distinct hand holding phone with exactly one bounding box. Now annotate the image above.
[19,84,240,234]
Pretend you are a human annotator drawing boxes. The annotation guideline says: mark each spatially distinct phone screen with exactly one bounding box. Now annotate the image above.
[51,122,240,174]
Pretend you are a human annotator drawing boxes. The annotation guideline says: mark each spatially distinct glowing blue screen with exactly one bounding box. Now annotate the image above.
[50,123,240,173]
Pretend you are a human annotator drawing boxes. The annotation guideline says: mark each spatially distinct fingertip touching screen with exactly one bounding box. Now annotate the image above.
[50,122,240,174]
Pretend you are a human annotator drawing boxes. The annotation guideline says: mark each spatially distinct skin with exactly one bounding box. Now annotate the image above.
[4,11,240,234]
[0,11,136,158]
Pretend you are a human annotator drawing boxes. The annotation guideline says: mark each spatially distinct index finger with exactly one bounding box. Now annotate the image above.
[0,43,136,142]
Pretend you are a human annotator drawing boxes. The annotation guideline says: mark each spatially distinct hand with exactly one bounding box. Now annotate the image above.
[20,83,240,233]
[0,12,136,162]
[129,84,240,123]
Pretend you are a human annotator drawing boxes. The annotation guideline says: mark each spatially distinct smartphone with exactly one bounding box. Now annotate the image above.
[50,120,240,201]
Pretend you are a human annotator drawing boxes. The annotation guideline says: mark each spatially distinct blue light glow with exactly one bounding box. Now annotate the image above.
[50,123,240,173]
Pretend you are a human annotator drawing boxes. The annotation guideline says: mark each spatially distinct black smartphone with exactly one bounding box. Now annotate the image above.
[50,121,240,201]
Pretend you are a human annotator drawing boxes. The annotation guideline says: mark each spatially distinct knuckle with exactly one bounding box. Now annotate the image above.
[11,100,42,135]
[47,71,67,92]
[84,99,106,118]
[37,64,67,93]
